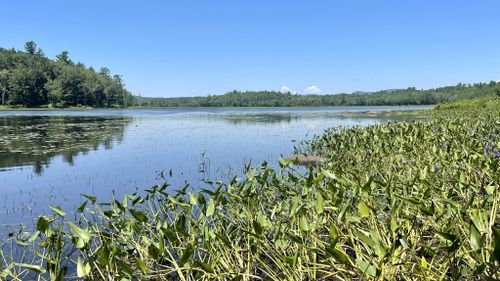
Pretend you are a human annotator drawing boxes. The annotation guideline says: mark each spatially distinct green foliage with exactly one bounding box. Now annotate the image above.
[7,66,48,106]
[434,95,500,110]
[0,42,134,108]
[1,99,499,280]
[136,82,500,107]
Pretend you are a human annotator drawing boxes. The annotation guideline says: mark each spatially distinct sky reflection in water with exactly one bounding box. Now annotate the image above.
[0,106,430,228]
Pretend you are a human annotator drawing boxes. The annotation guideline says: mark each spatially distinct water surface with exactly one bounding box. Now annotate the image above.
[0,106,430,228]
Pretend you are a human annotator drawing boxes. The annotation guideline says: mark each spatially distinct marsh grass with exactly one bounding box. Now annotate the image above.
[1,97,499,280]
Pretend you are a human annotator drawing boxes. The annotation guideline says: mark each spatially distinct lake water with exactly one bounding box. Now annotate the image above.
[0,106,430,230]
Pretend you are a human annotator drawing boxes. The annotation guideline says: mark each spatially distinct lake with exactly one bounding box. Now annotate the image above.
[0,106,430,230]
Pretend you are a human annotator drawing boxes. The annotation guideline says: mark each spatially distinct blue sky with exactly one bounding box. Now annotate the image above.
[1,1,499,97]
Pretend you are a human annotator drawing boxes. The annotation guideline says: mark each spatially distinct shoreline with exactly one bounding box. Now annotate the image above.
[0,104,434,111]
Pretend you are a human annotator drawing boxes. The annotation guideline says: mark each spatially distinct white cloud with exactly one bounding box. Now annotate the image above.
[280,85,297,94]
[303,85,322,95]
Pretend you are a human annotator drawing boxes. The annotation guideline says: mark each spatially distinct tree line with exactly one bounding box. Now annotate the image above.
[137,82,500,107]
[2,42,498,108]
[0,41,135,107]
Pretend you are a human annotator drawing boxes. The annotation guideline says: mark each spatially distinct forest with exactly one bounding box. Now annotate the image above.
[137,82,500,107]
[0,41,135,107]
[2,42,499,109]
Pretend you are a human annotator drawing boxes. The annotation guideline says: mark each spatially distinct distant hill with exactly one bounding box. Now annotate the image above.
[136,82,500,107]
[351,91,374,95]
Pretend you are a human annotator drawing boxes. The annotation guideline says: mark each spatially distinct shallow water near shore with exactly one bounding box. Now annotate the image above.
[0,106,430,230]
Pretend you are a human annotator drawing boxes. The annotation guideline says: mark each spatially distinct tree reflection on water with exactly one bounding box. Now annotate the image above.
[0,115,132,175]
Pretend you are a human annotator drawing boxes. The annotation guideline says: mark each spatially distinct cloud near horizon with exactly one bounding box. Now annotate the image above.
[280,85,298,94]
[303,85,322,95]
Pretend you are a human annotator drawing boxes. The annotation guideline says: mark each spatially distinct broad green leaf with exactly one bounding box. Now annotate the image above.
[130,209,148,222]
[136,258,148,274]
[77,258,91,277]
[76,201,88,213]
[436,231,457,242]
[390,215,398,233]
[81,194,97,204]
[36,216,51,232]
[325,244,350,264]
[420,166,428,180]
[299,215,310,232]
[120,261,134,276]
[16,239,29,247]
[358,201,370,218]
[49,205,66,217]
[315,192,324,214]
[361,176,373,193]
[148,244,160,259]
[470,224,483,251]
[459,172,467,187]
[257,213,271,228]
[28,231,40,243]
[420,256,427,269]
[189,193,198,205]
[287,232,303,245]
[67,222,92,242]
[356,258,378,277]
[206,199,215,216]
[370,229,387,258]
[252,220,263,235]
[279,158,292,168]
[470,209,485,232]
[484,185,495,195]
[354,230,375,248]
[14,263,46,274]
[329,224,339,245]
[323,170,336,180]
[346,213,361,224]
[180,244,195,266]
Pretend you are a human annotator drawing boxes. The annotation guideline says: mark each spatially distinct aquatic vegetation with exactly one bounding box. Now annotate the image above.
[1,98,499,280]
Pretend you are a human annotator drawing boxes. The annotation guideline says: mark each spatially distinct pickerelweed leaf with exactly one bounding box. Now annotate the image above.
[77,257,91,277]
[325,244,350,264]
[67,222,92,243]
[180,244,195,266]
[299,215,310,232]
[436,231,457,242]
[329,224,339,245]
[14,263,46,274]
[206,199,215,216]
[356,258,378,277]
[189,193,198,205]
[136,257,149,274]
[76,201,88,213]
[49,205,66,217]
[148,244,160,259]
[36,216,52,232]
[315,192,324,214]
[130,209,148,222]
[469,223,483,251]
[81,194,97,204]
[358,200,370,218]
